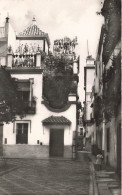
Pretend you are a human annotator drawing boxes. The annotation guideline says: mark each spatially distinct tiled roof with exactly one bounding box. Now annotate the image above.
[18,24,46,37]
[17,17,50,45]
[42,116,71,125]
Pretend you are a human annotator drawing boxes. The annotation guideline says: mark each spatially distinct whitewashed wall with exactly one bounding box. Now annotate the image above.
[3,72,76,147]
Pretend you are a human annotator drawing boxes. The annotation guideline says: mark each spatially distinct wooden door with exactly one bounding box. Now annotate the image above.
[16,123,28,144]
[50,129,64,157]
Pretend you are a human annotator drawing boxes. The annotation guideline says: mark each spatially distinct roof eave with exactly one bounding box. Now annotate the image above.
[43,122,71,125]
[16,35,50,46]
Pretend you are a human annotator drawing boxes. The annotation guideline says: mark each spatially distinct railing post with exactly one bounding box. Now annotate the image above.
[7,53,13,68]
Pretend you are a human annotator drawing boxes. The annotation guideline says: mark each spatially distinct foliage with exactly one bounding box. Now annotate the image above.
[0,67,25,123]
[103,53,121,121]
[94,54,121,124]
[43,54,74,109]
[101,0,121,18]
[43,53,73,76]
[103,65,114,83]
[101,0,121,64]
[96,0,121,65]
[94,96,103,125]
[94,0,121,123]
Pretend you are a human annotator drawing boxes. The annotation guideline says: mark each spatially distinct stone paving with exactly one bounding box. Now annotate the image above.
[95,170,121,195]
[0,158,91,195]
[90,154,121,195]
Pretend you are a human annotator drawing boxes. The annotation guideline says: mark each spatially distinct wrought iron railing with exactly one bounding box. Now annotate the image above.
[23,100,36,114]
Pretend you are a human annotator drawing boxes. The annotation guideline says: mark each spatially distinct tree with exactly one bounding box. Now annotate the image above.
[0,67,25,123]
[43,53,75,109]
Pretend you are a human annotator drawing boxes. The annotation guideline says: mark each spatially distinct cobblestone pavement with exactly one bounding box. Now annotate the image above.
[0,158,91,195]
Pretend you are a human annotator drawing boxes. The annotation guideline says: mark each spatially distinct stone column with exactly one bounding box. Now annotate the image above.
[36,52,41,68]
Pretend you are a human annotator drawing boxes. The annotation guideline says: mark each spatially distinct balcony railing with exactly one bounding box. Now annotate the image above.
[12,54,36,68]
[23,100,36,114]
[7,44,42,68]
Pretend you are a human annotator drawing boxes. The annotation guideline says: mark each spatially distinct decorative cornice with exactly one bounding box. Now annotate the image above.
[6,68,43,74]
[16,36,45,40]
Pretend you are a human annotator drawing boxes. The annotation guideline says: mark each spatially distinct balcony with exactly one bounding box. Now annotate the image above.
[7,44,42,69]
[12,54,36,68]
[23,100,36,114]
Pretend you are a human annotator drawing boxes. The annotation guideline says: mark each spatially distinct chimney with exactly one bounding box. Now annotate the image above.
[5,16,9,37]
[6,17,9,23]
[32,17,37,25]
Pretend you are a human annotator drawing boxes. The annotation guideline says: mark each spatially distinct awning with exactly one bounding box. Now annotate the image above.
[42,116,71,125]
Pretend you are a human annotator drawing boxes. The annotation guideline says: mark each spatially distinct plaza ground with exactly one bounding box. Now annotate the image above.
[0,155,120,195]
[0,158,90,195]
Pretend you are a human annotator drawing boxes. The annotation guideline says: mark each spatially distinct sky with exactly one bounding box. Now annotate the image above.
[0,0,104,103]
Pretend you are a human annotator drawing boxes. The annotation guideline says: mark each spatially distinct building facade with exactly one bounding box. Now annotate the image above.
[83,55,95,151]
[0,17,79,159]
[90,0,121,176]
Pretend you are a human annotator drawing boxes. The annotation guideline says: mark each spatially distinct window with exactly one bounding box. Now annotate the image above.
[16,79,36,114]
[18,91,30,101]
[16,123,28,144]
[17,79,32,104]
[17,81,30,102]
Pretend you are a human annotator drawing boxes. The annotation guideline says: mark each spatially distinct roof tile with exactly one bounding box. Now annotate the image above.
[18,24,46,37]
[42,116,71,125]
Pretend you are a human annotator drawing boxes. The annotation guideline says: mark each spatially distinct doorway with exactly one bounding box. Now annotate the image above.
[16,123,28,144]
[50,129,64,157]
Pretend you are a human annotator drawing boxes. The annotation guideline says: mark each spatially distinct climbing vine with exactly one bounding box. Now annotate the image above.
[43,54,76,109]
